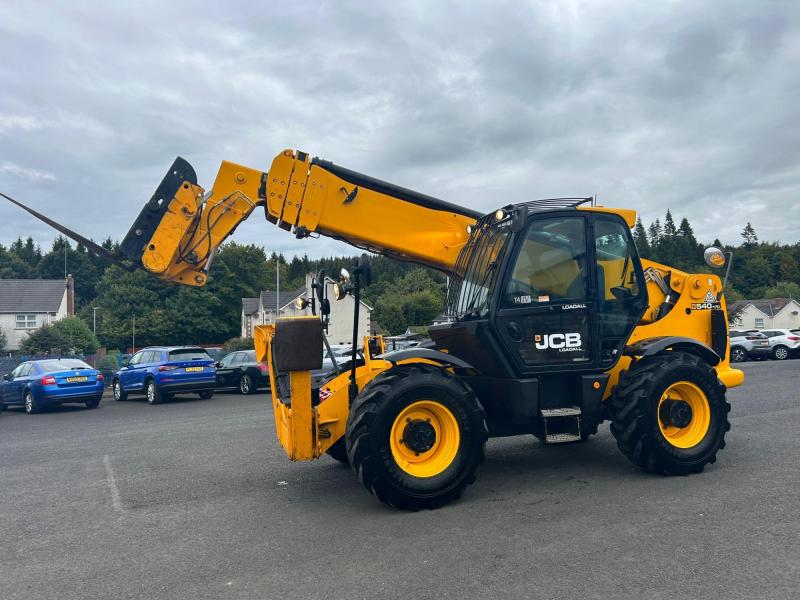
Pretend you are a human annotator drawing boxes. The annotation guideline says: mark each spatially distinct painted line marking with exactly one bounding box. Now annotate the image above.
[103,454,124,512]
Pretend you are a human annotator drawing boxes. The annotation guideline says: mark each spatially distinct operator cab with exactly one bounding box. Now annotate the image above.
[432,200,648,378]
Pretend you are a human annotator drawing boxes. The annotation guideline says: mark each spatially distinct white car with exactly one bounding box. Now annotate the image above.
[755,329,800,360]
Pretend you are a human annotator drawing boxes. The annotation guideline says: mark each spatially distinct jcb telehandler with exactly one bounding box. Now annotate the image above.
[3,149,743,509]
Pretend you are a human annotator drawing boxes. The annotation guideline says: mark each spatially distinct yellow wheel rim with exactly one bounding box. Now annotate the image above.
[658,381,711,449]
[389,400,461,478]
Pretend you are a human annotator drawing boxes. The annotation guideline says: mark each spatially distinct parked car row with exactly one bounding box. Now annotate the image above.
[0,344,351,414]
[729,329,800,362]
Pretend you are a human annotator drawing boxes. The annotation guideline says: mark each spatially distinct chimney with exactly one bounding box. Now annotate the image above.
[66,274,75,316]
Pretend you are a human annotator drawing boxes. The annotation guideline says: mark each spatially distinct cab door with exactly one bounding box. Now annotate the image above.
[493,213,597,375]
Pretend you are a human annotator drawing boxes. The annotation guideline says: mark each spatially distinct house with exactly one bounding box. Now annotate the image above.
[727,298,800,330]
[242,274,372,345]
[0,276,75,351]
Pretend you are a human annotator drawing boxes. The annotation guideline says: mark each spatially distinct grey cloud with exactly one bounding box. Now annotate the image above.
[1,0,799,260]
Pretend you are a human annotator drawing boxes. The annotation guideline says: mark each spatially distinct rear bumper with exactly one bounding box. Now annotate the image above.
[157,379,216,393]
[40,392,103,405]
[747,347,771,357]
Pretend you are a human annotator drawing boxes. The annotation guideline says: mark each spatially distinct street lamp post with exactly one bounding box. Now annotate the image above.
[92,306,101,337]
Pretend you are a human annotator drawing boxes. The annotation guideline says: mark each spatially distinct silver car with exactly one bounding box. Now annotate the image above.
[753,329,800,360]
[728,329,771,362]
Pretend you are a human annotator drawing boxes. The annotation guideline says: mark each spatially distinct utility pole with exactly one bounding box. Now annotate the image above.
[92,306,101,336]
[63,238,67,279]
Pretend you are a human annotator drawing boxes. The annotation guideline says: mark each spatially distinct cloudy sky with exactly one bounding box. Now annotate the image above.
[1,0,798,260]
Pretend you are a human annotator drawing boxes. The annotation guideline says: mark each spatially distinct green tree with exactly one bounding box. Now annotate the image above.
[761,281,800,299]
[633,217,650,256]
[52,316,100,354]
[741,222,758,247]
[19,324,66,355]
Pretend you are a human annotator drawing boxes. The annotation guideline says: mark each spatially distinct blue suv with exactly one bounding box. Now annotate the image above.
[112,346,216,405]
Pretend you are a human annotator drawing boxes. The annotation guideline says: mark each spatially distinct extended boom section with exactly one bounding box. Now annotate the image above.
[124,150,479,285]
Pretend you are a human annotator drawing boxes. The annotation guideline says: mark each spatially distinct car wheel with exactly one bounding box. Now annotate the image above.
[199,390,214,400]
[730,347,747,363]
[239,374,254,395]
[146,380,162,405]
[25,391,41,414]
[113,380,128,401]
[85,397,101,409]
[772,345,790,361]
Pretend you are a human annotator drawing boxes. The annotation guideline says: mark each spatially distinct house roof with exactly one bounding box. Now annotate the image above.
[242,297,260,315]
[0,279,67,313]
[731,298,797,318]
[260,287,306,311]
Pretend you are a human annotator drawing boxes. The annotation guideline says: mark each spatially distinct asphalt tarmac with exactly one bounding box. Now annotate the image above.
[1,360,797,599]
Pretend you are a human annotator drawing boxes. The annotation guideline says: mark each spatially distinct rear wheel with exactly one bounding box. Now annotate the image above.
[146,380,162,405]
[113,380,127,401]
[85,397,101,409]
[610,351,730,475]
[772,345,790,360]
[346,363,487,510]
[25,391,41,414]
[729,346,747,363]
[199,390,214,399]
[239,373,255,395]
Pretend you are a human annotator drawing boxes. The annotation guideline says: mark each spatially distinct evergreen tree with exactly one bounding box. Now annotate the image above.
[741,222,758,246]
[633,217,650,255]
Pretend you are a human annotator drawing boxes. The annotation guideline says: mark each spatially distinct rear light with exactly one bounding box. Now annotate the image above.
[745,336,763,340]
[258,363,269,373]
[787,336,800,341]
[97,373,104,381]
[158,365,177,371]
[41,375,56,385]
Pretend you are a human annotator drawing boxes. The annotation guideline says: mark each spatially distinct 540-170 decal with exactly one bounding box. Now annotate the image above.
[691,290,721,311]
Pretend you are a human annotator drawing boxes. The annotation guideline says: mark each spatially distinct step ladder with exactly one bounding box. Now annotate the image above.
[540,406,582,443]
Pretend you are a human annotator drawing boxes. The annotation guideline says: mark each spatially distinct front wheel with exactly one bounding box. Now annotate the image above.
[346,363,488,510]
[610,351,730,475]
[772,345,790,360]
[113,380,128,401]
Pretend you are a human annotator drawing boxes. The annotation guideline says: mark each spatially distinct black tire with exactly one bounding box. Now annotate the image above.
[112,379,128,401]
[729,346,747,363]
[145,379,162,405]
[326,438,350,465]
[772,345,790,361]
[346,363,488,510]
[24,390,41,414]
[85,397,101,409]
[239,373,255,395]
[199,390,214,400]
[610,352,730,475]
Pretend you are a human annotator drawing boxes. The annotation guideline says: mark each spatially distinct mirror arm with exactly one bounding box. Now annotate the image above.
[718,251,734,300]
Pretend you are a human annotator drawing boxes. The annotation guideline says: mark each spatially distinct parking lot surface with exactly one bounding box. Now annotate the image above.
[1,360,798,600]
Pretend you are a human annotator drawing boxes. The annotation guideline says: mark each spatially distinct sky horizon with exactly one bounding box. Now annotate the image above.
[2,1,799,259]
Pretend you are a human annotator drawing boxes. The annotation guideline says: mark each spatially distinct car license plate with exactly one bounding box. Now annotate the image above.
[66,376,88,383]
[185,366,203,372]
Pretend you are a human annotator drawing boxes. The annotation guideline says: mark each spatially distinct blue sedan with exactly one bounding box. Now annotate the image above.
[0,359,104,414]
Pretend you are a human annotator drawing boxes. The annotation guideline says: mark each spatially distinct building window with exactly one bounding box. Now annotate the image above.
[754,318,764,328]
[16,314,37,329]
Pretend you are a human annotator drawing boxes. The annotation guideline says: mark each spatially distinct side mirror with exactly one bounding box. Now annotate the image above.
[703,247,726,268]
[2,373,9,381]
[215,361,222,368]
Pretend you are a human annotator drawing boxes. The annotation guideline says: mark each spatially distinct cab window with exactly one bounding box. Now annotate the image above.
[504,216,587,306]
